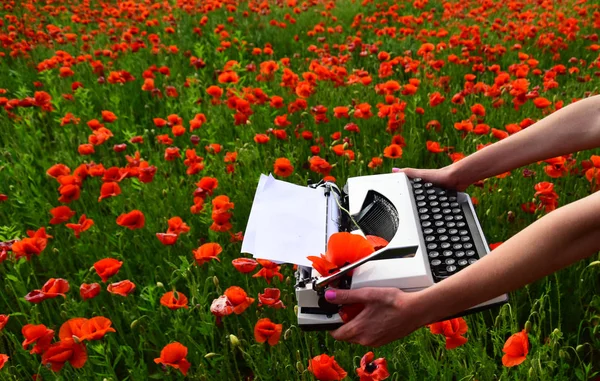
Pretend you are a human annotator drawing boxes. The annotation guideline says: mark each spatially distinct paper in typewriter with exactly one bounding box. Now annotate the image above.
[241,174,327,267]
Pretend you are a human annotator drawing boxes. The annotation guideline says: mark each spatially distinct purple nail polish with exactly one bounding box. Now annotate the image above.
[325,290,336,301]
[392,167,400,173]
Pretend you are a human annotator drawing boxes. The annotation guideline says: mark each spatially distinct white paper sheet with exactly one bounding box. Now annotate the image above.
[241,174,327,267]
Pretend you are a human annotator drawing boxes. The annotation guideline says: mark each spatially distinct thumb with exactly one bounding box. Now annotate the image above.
[392,167,417,176]
[324,288,370,305]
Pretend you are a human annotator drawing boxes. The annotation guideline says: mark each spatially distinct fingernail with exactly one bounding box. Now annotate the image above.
[392,167,400,173]
[325,290,336,301]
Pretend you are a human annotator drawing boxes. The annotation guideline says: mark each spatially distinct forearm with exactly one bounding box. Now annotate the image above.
[417,190,600,325]
[451,95,600,185]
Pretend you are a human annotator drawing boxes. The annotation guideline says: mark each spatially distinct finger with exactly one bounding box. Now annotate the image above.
[325,288,372,305]
[330,319,361,342]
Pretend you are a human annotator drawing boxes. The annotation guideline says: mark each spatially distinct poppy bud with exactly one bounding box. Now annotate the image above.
[494,315,501,328]
[285,276,291,285]
[296,361,304,373]
[576,344,586,354]
[213,276,219,287]
[294,305,298,316]
[73,335,81,344]
[229,334,240,347]
[131,319,141,329]
[191,135,200,145]
[113,144,127,152]
[342,142,348,150]
[61,311,68,319]
[529,367,535,378]
[559,349,570,361]
[587,261,600,267]
[156,282,164,288]
[53,248,59,254]
[284,328,292,340]
[162,189,167,197]
[204,353,218,358]
[296,350,301,362]
[507,211,515,223]
[524,320,532,333]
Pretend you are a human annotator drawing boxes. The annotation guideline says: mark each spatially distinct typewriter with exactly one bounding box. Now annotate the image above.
[242,173,508,330]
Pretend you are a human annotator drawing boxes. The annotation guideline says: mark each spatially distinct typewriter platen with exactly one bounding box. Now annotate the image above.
[295,173,508,330]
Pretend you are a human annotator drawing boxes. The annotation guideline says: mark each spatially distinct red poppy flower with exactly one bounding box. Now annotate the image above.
[98,182,121,201]
[22,324,54,354]
[232,258,259,273]
[66,214,94,238]
[258,288,285,309]
[308,354,347,381]
[356,352,390,381]
[193,243,222,266]
[107,280,136,297]
[154,342,191,376]
[80,317,116,341]
[428,317,468,349]
[0,315,8,331]
[160,291,189,310]
[101,110,118,123]
[47,164,71,178]
[167,217,190,235]
[94,258,123,282]
[366,235,388,251]
[59,318,87,343]
[116,210,145,230]
[12,227,52,261]
[502,329,529,367]
[274,158,294,177]
[25,278,70,304]
[0,354,7,370]
[49,206,76,224]
[254,318,282,346]
[157,233,179,245]
[80,283,101,301]
[308,232,375,276]
[42,340,87,372]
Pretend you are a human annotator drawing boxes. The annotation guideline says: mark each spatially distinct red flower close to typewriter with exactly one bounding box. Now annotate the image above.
[502,329,529,367]
[253,258,284,283]
[258,288,286,309]
[254,318,282,346]
[232,257,259,273]
[154,342,191,376]
[308,354,347,381]
[307,232,376,276]
[356,352,390,381]
[160,290,189,310]
[25,278,70,304]
[427,317,468,349]
[210,286,255,324]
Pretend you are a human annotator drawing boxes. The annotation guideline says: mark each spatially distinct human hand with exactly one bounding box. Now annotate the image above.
[392,165,470,191]
[325,287,428,347]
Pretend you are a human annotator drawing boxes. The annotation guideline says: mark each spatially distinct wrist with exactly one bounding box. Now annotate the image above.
[444,161,474,191]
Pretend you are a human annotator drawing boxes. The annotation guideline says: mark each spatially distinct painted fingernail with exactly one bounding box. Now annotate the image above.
[325,290,336,301]
[392,167,400,173]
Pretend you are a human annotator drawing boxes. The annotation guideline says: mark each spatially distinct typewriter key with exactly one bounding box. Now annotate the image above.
[439,235,448,241]
[441,202,450,208]
[440,242,451,249]
[446,265,457,272]
[413,183,422,189]
[416,195,425,201]
[452,243,463,250]
[445,258,455,265]
[452,208,461,214]
[461,236,470,242]
[450,202,459,208]
[417,201,426,207]
[466,250,476,256]
[439,196,448,202]
[429,251,439,258]
[458,259,468,266]
[448,228,458,235]
[431,207,441,213]
[468,258,478,265]
[427,243,438,250]
[433,214,442,220]
[447,222,456,228]
[419,207,428,213]
[450,236,460,242]
[413,177,422,182]
[444,215,454,221]
[431,259,441,266]
[434,221,444,227]
[443,250,453,257]
[430,201,439,207]
[420,214,430,220]
[428,195,437,201]
[459,230,468,235]
[424,182,433,187]
[463,243,473,249]
[436,228,447,234]
[424,228,434,235]
[449,196,457,201]
[455,215,464,221]
[425,236,435,242]
[437,190,446,196]
[426,189,436,195]
[456,221,466,228]
[422,221,432,227]
[455,251,465,257]
[415,189,424,195]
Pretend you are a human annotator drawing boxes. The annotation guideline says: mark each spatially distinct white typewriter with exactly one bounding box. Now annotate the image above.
[242,173,508,330]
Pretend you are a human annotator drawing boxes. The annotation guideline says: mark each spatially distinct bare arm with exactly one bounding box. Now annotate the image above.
[418,188,600,326]
[327,190,600,346]
[451,94,600,185]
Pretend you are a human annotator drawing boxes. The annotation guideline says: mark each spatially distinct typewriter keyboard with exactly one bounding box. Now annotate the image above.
[409,177,479,282]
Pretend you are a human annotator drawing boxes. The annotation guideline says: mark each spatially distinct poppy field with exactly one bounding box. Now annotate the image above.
[1,0,600,379]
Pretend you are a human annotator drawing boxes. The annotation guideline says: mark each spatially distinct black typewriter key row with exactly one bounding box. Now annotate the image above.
[409,177,479,282]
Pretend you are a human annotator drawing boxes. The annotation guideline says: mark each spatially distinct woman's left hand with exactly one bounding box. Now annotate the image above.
[325,287,427,347]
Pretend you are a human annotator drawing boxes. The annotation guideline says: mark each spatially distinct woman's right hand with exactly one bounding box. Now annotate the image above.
[392,165,471,191]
